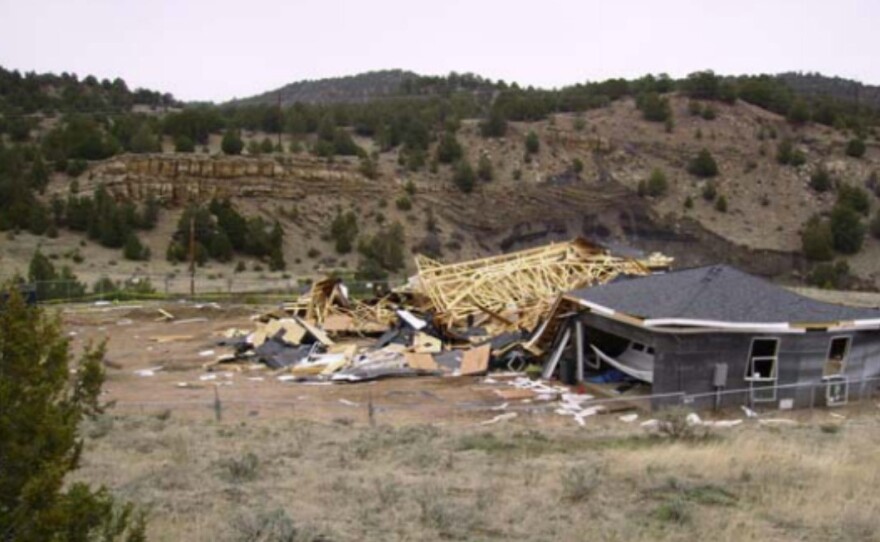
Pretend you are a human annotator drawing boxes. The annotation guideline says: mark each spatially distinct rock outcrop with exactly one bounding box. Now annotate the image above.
[64,154,383,203]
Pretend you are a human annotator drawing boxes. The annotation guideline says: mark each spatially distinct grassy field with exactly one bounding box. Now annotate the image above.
[73,407,880,541]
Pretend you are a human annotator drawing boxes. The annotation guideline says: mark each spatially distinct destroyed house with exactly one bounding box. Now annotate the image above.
[538,265,880,410]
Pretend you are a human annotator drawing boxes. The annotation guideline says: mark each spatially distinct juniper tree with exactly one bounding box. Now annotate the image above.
[0,286,146,540]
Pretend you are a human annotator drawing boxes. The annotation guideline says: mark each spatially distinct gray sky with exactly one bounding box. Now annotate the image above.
[1,0,877,103]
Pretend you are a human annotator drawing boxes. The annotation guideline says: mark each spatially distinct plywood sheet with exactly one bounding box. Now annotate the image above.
[405,352,439,371]
[460,344,491,376]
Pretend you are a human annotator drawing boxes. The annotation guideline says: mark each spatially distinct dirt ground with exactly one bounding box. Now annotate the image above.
[63,301,544,426]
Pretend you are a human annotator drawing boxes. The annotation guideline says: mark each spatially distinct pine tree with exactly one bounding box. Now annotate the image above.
[123,232,147,261]
[453,159,475,193]
[435,132,463,164]
[525,131,540,154]
[221,129,244,155]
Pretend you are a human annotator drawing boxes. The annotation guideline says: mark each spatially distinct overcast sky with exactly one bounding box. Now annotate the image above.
[0,0,877,103]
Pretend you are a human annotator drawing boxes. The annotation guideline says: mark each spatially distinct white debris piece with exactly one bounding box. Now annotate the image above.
[199,374,217,381]
[703,419,743,428]
[619,413,639,423]
[480,412,518,426]
[489,402,509,411]
[740,405,758,418]
[396,309,427,330]
[339,399,359,407]
[198,350,216,357]
[277,375,297,382]
[133,366,163,377]
[640,419,660,429]
[830,412,846,419]
[686,412,702,426]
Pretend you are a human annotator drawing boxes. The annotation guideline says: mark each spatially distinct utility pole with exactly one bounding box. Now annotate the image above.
[277,92,283,149]
[188,215,195,297]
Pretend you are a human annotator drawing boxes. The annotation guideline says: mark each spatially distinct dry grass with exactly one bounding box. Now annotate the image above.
[72,409,880,541]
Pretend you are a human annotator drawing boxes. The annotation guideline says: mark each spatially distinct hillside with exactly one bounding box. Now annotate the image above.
[2,68,880,295]
[227,69,419,107]
[778,72,880,110]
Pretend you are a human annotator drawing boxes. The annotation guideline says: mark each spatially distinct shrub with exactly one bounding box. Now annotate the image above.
[395,196,412,211]
[801,215,834,261]
[837,185,870,215]
[359,155,378,179]
[688,100,703,116]
[701,105,717,120]
[561,465,602,502]
[435,132,463,164]
[646,168,668,197]
[810,167,832,192]
[655,407,709,442]
[525,131,540,154]
[329,210,358,254]
[307,247,320,259]
[218,452,260,483]
[701,180,717,201]
[221,129,243,155]
[776,139,794,165]
[477,154,493,181]
[572,158,584,174]
[453,159,475,193]
[66,159,88,177]
[235,260,246,272]
[260,137,274,154]
[638,92,671,122]
[830,205,866,254]
[123,232,149,261]
[871,211,880,239]
[714,195,728,212]
[684,195,694,209]
[807,261,851,289]
[846,138,866,158]
[479,108,507,138]
[687,149,718,177]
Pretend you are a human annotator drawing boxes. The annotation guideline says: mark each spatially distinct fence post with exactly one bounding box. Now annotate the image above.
[213,385,222,422]
[809,384,816,411]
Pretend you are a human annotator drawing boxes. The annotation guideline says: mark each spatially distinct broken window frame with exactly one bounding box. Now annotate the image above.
[744,337,779,382]
[750,380,777,403]
[824,375,849,407]
[822,336,851,379]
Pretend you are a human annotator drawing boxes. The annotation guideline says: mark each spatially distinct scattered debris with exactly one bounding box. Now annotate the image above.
[619,413,639,423]
[206,239,665,390]
[134,366,163,377]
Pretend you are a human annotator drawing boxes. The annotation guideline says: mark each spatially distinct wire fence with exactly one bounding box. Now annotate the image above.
[18,275,408,304]
[103,375,880,425]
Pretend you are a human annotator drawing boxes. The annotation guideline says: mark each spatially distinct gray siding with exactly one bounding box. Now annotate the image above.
[576,312,880,411]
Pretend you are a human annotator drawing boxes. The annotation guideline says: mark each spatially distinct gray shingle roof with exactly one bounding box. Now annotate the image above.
[569,265,880,324]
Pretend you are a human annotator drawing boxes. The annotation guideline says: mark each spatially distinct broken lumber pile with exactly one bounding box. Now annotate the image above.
[210,238,667,384]
[412,238,648,331]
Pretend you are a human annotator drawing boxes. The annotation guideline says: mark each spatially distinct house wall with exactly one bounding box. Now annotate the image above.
[577,312,880,411]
